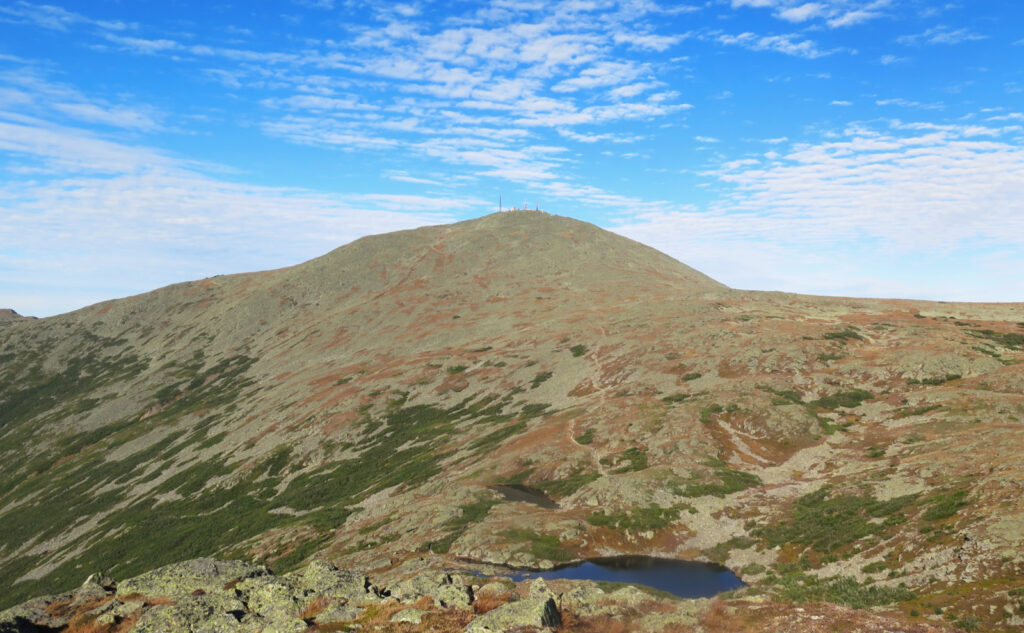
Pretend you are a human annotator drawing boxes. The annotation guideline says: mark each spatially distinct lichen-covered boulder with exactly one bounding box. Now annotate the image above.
[87,599,144,627]
[0,615,42,633]
[466,588,561,633]
[390,607,428,624]
[0,594,74,630]
[83,573,116,589]
[117,558,269,599]
[434,583,474,608]
[132,594,248,633]
[387,573,442,601]
[527,578,554,601]
[386,572,473,607]
[315,604,363,624]
[238,614,307,633]
[560,583,606,615]
[236,576,302,621]
[72,581,109,605]
[290,559,375,601]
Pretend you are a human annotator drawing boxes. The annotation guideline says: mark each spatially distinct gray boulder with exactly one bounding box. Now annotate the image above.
[390,607,428,624]
[466,597,561,632]
[466,583,561,633]
[236,576,301,621]
[386,572,473,608]
[83,573,116,589]
[236,615,307,633]
[527,578,554,601]
[117,558,269,598]
[72,581,110,606]
[0,593,74,630]
[0,616,42,633]
[132,593,248,633]
[87,599,144,627]
[315,604,363,624]
[291,559,375,601]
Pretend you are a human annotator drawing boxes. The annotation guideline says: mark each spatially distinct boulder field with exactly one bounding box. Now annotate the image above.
[0,557,961,633]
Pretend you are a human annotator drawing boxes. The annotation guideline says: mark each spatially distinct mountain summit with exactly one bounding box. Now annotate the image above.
[1,212,1023,632]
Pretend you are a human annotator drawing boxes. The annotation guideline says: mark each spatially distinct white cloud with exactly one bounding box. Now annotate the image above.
[715,31,832,58]
[51,102,159,130]
[880,54,908,64]
[777,3,825,22]
[556,128,641,143]
[609,81,661,99]
[0,117,171,174]
[0,117,467,317]
[551,61,644,93]
[0,67,162,131]
[260,116,404,150]
[0,1,129,32]
[261,94,371,112]
[84,0,694,194]
[612,31,686,51]
[610,119,1024,300]
[876,97,943,110]
[383,170,444,185]
[898,26,987,46]
[728,0,892,28]
[705,121,1024,250]
[827,9,882,27]
[830,100,852,106]
[104,34,179,54]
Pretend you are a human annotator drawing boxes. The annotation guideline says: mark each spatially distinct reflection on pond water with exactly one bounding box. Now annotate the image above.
[502,556,745,599]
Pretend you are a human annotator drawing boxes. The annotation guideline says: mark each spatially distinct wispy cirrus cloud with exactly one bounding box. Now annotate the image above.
[0,1,129,32]
[706,119,1024,249]
[3,0,1021,310]
[729,0,893,28]
[92,0,696,207]
[612,117,1024,300]
[0,67,162,132]
[897,25,987,46]
[880,54,908,64]
[0,114,466,316]
[875,97,944,110]
[714,31,833,58]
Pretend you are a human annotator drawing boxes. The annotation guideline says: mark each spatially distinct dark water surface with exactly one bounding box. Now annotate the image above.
[505,556,745,599]
[487,484,558,508]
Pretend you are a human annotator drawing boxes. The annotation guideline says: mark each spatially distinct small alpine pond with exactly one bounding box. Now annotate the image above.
[503,555,745,599]
[487,484,558,509]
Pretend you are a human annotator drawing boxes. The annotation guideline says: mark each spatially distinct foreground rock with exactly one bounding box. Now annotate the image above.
[1,558,383,633]
[467,579,560,633]
[0,556,964,633]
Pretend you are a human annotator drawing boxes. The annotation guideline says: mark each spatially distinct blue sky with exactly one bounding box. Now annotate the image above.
[1,0,1022,317]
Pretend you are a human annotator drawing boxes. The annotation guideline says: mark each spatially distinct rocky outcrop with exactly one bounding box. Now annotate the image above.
[466,579,561,633]
[386,571,474,608]
[0,575,115,631]
[2,558,540,632]
[116,558,269,598]
[2,558,387,633]
[0,555,953,633]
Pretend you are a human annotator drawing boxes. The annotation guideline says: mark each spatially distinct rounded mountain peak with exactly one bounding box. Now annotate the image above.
[297,211,726,299]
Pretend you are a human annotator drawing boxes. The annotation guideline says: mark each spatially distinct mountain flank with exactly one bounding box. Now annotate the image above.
[1,211,1023,632]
